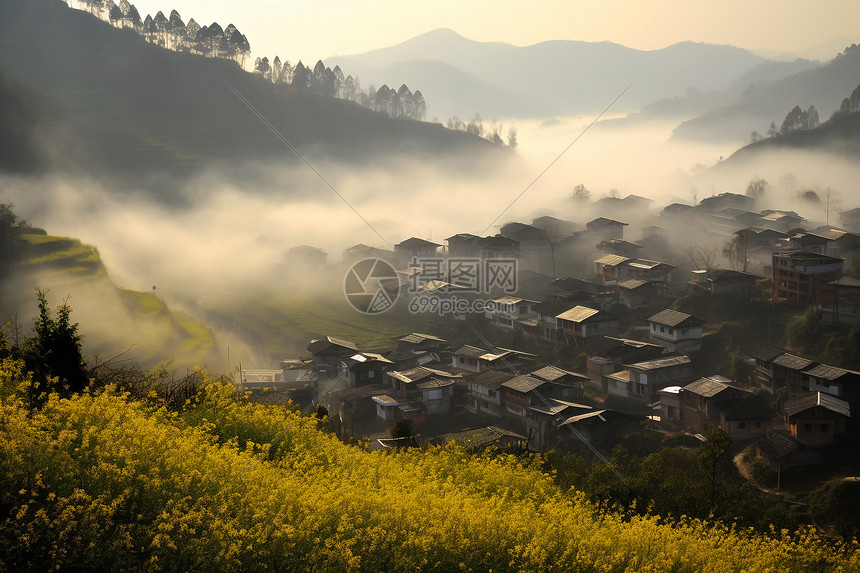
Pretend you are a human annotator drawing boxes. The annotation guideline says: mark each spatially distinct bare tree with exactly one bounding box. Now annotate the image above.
[685,244,718,271]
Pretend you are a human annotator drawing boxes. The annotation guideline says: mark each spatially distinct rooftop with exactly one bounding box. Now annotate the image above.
[502,374,546,394]
[647,309,702,327]
[556,305,601,323]
[628,355,692,371]
[785,392,850,418]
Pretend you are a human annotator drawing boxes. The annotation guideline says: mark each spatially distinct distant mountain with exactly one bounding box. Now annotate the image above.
[0,0,497,187]
[673,44,860,143]
[329,29,767,119]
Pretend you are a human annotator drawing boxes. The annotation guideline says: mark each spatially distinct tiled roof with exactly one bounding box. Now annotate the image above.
[806,364,860,381]
[772,353,814,371]
[647,309,702,327]
[501,374,545,394]
[683,376,732,398]
[627,355,691,372]
[556,306,600,322]
[785,392,850,418]
[454,345,489,359]
[465,370,515,390]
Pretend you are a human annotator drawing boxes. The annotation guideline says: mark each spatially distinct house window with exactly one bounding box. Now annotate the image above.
[738,422,747,429]
[667,405,675,419]
[488,390,495,398]
[660,326,666,333]
[668,329,674,335]
[821,423,829,432]
[368,371,375,379]
[427,389,442,401]
[755,421,761,428]
[804,424,812,432]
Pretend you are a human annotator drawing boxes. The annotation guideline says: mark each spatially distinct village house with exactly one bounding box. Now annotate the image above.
[679,375,753,434]
[720,401,772,439]
[691,268,761,297]
[586,336,664,391]
[585,217,628,240]
[788,227,860,269]
[385,366,461,402]
[330,384,388,436]
[772,352,816,396]
[306,336,358,378]
[445,233,482,257]
[346,352,393,388]
[698,192,757,213]
[531,215,578,241]
[750,346,787,394]
[557,409,644,458]
[784,392,850,447]
[597,238,643,258]
[500,374,592,451]
[772,250,844,305]
[805,364,860,404]
[534,299,572,343]
[451,345,537,374]
[657,386,683,428]
[759,210,805,233]
[607,355,693,403]
[616,279,660,309]
[342,243,394,264]
[392,332,448,357]
[841,207,860,233]
[464,370,515,417]
[818,275,860,325]
[525,397,593,452]
[485,295,539,329]
[709,208,763,236]
[593,254,630,284]
[529,365,588,401]
[445,233,521,259]
[393,237,442,266]
[499,222,554,274]
[555,305,620,346]
[647,309,704,353]
[416,378,455,415]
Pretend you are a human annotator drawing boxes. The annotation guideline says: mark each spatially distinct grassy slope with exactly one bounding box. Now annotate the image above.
[17,232,216,370]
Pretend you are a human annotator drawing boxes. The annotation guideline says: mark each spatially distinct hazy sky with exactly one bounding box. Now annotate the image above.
[125,0,858,63]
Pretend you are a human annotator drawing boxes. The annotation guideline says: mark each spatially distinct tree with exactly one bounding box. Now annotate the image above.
[745,177,769,200]
[697,427,733,510]
[780,105,806,134]
[684,244,718,271]
[805,105,819,129]
[389,418,415,444]
[571,184,591,203]
[507,125,518,149]
[0,202,28,265]
[722,234,746,271]
[766,121,779,138]
[23,290,88,407]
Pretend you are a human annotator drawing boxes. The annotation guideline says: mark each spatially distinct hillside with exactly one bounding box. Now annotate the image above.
[2,229,221,372]
[673,44,860,143]
[329,29,766,119]
[0,374,857,571]
[718,110,860,167]
[0,0,497,185]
